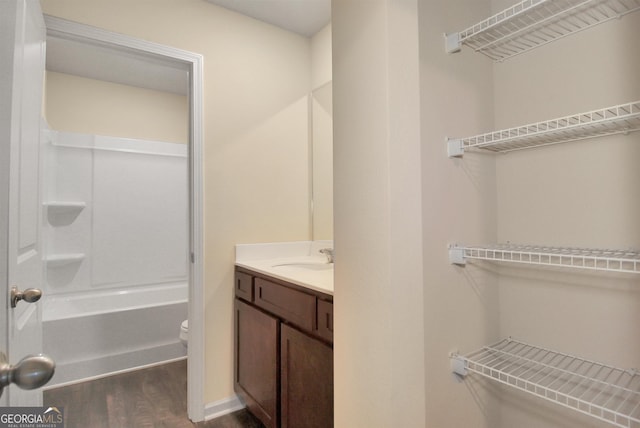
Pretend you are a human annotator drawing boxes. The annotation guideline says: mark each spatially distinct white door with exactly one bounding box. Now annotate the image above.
[0,0,51,406]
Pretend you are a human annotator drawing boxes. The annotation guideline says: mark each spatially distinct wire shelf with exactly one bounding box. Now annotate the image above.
[445,0,640,61]
[447,101,640,157]
[449,244,640,274]
[451,338,640,428]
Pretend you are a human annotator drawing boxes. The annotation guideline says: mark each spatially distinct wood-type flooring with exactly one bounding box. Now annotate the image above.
[44,359,263,428]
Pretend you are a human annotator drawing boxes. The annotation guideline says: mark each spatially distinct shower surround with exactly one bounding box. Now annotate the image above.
[42,129,188,387]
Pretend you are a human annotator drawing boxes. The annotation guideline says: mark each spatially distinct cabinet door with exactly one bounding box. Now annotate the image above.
[235,299,279,428]
[281,324,333,428]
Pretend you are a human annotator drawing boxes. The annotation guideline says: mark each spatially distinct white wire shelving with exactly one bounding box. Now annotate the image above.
[449,243,640,274]
[451,338,640,428]
[447,101,640,157]
[445,0,640,61]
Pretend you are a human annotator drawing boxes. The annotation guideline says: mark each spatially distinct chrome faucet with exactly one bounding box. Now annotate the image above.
[319,248,334,264]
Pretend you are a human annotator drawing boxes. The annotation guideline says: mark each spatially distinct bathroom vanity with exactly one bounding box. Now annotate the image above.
[234,241,334,428]
[234,267,333,428]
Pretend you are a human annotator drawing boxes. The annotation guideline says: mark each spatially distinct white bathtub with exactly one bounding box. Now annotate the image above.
[42,282,188,388]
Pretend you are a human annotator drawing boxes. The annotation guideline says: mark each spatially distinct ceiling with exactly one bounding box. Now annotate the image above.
[205,0,331,37]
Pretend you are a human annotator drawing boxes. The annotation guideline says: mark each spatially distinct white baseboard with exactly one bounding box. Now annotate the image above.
[204,395,245,421]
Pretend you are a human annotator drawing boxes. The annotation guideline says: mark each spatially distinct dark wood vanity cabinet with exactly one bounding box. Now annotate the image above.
[234,267,333,428]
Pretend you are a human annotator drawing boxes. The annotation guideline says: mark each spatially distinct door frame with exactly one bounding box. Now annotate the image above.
[43,15,205,421]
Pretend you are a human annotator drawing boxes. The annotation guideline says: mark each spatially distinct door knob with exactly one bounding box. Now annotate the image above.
[10,286,42,308]
[0,352,55,398]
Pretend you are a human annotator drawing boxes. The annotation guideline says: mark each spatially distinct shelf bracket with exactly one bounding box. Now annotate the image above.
[449,245,466,266]
[447,138,464,158]
[450,353,468,376]
[444,32,461,54]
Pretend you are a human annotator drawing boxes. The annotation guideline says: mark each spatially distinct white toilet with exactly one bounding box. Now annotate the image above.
[180,320,188,348]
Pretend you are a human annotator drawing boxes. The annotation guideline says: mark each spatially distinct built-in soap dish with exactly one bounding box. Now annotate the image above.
[45,253,85,268]
[44,202,86,226]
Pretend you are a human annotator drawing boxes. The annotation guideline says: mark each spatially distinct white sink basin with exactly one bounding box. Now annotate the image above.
[272,262,333,271]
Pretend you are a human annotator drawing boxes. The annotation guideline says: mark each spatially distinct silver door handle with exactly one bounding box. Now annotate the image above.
[0,352,55,398]
[10,286,42,308]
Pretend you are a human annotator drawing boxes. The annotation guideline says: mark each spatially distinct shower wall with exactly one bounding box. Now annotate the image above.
[43,129,188,295]
[42,129,188,386]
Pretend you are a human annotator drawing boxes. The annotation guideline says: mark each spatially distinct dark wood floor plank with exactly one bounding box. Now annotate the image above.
[44,360,263,428]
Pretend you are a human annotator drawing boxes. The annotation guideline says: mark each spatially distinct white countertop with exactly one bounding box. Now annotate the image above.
[235,241,334,296]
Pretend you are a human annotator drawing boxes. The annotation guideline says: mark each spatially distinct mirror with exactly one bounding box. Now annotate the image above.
[311,81,333,240]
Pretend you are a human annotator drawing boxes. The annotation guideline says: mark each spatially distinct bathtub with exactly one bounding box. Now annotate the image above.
[42,282,188,388]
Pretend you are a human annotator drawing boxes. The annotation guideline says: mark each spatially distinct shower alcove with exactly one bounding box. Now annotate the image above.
[42,130,189,387]
[41,19,204,421]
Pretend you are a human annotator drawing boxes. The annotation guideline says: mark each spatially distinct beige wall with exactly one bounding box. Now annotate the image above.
[333,0,425,426]
[45,71,188,143]
[311,82,333,241]
[310,23,333,240]
[418,0,500,426]
[311,23,332,90]
[41,0,312,405]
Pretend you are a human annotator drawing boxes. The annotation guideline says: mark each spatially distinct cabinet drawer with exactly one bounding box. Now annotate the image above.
[316,300,333,343]
[255,278,316,332]
[235,271,254,301]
